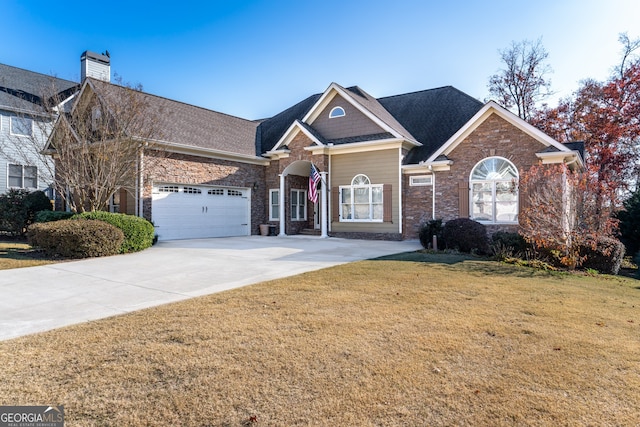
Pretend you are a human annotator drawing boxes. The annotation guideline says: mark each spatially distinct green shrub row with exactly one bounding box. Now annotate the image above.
[35,210,75,223]
[74,211,154,254]
[418,219,629,275]
[28,219,124,259]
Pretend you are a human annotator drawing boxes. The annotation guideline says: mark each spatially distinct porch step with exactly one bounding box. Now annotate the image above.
[300,228,321,236]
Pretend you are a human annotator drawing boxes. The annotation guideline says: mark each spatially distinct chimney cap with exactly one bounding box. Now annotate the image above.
[81,50,110,65]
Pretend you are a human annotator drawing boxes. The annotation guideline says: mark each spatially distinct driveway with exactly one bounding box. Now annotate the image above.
[0,236,421,341]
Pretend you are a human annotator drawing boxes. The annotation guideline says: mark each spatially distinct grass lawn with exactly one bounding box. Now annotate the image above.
[0,240,57,270]
[0,253,638,426]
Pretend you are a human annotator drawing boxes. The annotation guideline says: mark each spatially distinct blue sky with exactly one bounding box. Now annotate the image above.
[2,0,639,119]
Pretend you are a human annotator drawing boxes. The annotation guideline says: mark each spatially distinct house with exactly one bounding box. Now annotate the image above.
[50,52,584,241]
[0,63,78,197]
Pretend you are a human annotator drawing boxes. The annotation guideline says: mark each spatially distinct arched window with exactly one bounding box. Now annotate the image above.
[470,157,518,223]
[329,106,346,118]
[339,174,383,221]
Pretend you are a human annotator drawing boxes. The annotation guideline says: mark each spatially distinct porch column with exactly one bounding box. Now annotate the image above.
[278,173,286,236]
[320,171,328,238]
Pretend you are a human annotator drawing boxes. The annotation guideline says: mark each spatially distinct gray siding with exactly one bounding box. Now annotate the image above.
[0,109,55,194]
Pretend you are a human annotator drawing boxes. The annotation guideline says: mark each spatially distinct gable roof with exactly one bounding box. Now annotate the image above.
[326,84,418,143]
[255,93,321,155]
[88,79,260,157]
[379,86,484,164]
[0,63,78,114]
[256,84,484,159]
[424,101,582,166]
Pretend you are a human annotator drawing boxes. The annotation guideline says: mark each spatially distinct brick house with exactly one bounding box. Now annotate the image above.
[50,54,584,241]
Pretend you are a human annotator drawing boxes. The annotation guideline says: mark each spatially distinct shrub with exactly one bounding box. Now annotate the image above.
[28,219,124,259]
[418,219,444,249]
[580,237,626,275]
[74,211,154,253]
[617,188,640,257]
[635,251,640,279]
[491,231,530,256]
[0,189,52,236]
[35,210,75,223]
[442,218,489,254]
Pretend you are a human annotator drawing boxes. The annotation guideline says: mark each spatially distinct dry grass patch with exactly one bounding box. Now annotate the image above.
[0,241,57,270]
[0,255,638,426]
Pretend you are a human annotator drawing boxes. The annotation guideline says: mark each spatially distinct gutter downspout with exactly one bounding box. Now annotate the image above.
[429,165,436,220]
[138,148,144,218]
[278,173,286,236]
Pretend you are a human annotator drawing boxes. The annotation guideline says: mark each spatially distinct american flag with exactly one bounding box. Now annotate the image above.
[308,164,321,204]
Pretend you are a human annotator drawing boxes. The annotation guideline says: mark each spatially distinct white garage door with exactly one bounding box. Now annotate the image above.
[152,184,250,240]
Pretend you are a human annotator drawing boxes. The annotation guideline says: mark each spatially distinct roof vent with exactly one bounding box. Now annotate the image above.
[81,51,110,82]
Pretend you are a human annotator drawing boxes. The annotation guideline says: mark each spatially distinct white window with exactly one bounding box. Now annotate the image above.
[340,174,383,222]
[291,189,307,221]
[8,164,38,189]
[470,157,518,223]
[10,116,33,137]
[228,189,243,197]
[329,106,346,118]
[183,186,202,194]
[110,191,120,213]
[410,175,433,186]
[158,185,179,193]
[269,189,279,221]
[208,188,224,195]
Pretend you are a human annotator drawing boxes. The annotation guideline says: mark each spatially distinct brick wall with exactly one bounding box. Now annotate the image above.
[402,113,544,239]
[402,174,434,239]
[264,132,328,235]
[142,150,266,234]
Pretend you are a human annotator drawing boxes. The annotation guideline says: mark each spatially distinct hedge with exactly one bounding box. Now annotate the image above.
[74,211,155,253]
[442,218,489,254]
[28,219,124,259]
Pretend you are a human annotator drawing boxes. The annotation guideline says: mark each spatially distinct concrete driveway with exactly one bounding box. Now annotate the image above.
[0,236,421,341]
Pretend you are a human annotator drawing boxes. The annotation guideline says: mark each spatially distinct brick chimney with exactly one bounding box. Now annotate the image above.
[81,51,110,82]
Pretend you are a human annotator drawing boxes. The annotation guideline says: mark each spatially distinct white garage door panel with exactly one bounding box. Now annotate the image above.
[152,185,250,240]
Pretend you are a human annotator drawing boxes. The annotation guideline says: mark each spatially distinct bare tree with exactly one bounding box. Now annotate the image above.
[6,76,162,212]
[47,78,162,212]
[519,163,617,269]
[616,32,640,79]
[488,38,553,121]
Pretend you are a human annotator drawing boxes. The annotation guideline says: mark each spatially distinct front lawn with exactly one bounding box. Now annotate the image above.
[0,254,638,425]
[0,240,57,270]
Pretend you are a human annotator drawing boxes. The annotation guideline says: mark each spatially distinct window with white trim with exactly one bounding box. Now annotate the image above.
[340,174,383,222]
[228,189,243,197]
[8,164,37,189]
[10,116,33,137]
[208,188,224,195]
[269,189,279,221]
[329,106,345,118]
[470,157,518,223]
[410,175,433,186]
[291,189,307,221]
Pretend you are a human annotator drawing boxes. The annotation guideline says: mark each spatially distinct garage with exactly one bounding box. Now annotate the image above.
[152,184,250,240]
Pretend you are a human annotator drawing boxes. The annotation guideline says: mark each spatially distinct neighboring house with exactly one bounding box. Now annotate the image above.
[50,53,584,241]
[0,63,78,197]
